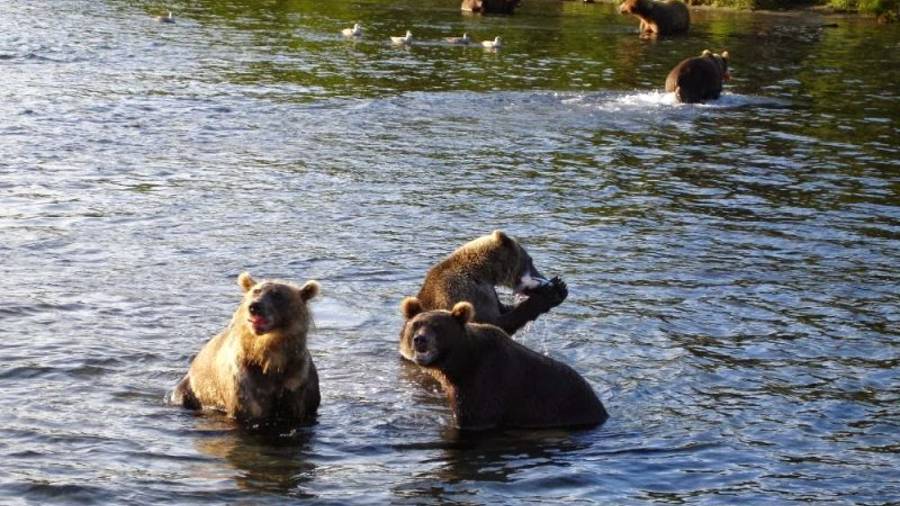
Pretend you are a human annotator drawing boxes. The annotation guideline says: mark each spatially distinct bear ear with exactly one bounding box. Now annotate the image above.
[701,49,712,57]
[721,50,729,60]
[451,301,475,325]
[400,297,423,319]
[238,272,256,292]
[299,280,320,301]
[492,230,515,248]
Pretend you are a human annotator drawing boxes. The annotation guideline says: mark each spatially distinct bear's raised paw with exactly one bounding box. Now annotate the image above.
[527,276,568,311]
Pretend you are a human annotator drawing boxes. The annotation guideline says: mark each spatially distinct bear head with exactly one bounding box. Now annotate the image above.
[618,0,650,16]
[478,230,550,295]
[701,49,731,81]
[400,297,474,366]
[237,272,320,336]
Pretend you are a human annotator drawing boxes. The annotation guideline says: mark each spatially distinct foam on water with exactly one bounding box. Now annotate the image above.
[564,90,789,113]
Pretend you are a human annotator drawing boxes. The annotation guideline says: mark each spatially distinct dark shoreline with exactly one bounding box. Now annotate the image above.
[578,0,894,22]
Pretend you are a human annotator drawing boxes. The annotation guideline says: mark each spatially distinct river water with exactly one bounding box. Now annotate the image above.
[1,0,898,504]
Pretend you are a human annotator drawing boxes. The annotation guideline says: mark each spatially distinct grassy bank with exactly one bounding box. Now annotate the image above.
[683,0,898,20]
[686,0,819,9]
[826,0,898,21]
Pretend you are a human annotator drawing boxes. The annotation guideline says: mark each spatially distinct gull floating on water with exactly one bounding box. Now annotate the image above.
[482,36,502,49]
[445,33,471,45]
[342,23,362,38]
[156,10,175,23]
[391,30,413,45]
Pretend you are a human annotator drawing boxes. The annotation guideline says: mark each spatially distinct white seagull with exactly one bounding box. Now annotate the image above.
[445,33,471,45]
[391,30,413,45]
[482,36,502,49]
[342,23,362,38]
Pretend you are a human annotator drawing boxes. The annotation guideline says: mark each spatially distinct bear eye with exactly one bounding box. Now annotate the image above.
[252,288,262,296]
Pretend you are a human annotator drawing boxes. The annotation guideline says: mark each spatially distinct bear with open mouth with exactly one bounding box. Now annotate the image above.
[171,272,321,426]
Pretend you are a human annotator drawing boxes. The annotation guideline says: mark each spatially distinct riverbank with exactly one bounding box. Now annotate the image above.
[584,0,897,22]
[687,0,821,9]
[692,0,896,21]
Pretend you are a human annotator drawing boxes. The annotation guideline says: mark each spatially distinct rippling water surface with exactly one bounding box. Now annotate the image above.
[1,0,898,503]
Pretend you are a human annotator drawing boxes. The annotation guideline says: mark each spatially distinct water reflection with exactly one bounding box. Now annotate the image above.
[393,427,595,503]
[192,417,318,498]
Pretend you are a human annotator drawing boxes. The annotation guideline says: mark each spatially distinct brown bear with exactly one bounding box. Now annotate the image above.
[400,298,608,430]
[171,272,321,426]
[461,0,520,14]
[400,230,568,361]
[618,0,690,36]
[665,49,730,104]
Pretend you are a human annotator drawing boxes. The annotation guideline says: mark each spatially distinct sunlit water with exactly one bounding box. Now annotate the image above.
[1,0,898,504]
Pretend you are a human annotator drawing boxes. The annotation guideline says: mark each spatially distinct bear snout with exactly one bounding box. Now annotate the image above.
[413,334,429,353]
[410,326,440,365]
[248,301,263,315]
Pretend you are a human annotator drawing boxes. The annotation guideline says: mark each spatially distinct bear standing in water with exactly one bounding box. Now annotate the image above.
[401,231,568,360]
[400,297,608,430]
[171,273,321,426]
[618,0,690,37]
[461,0,520,14]
[666,50,730,103]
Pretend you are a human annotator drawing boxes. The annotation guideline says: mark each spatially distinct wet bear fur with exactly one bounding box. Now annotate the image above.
[665,49,730,103]
[618,0,690,36]
[171,272,321,426]
[461,0,521,14]
[400,298,609,430]
[401,231,568,361]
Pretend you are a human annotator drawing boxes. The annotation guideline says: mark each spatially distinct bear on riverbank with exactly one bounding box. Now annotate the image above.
[400,298,608,430]
[171,273,321,425]
[461,0,520,14]
[665,49,730,103]
[400,231,567,361]
[618,0,690,36]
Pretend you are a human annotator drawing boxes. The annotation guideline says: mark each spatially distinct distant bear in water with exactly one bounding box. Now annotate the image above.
[400,297,609,430]
[666,49,730,103]
[461,0,521,14]
[400,231,568,361]
[618,0,689,36]
[171,273,321,426]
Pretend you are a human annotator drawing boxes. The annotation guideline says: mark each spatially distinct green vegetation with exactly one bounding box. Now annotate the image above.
[829,0,899,20]
[684,0,897,20]
[685,0,821,9]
